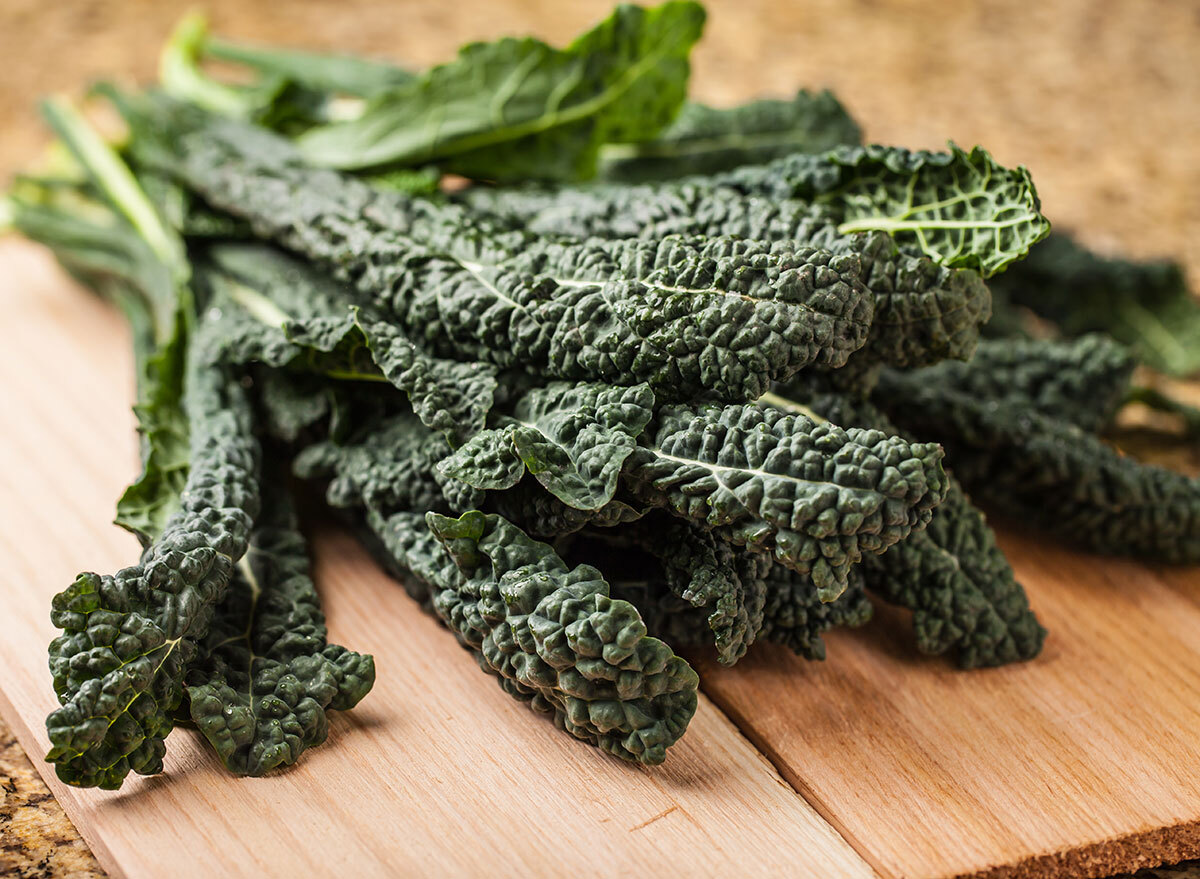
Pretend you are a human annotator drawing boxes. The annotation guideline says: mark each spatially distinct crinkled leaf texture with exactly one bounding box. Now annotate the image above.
[573,517,768,666]
[124,102,873,402]
[295,413,483,516]
[784,379,1046,667]
[491,478,646,540]
[716,143,1050,277]
[296,1,705,181]
[597,88,861,182]
[460,184,991,370]
[623,402,948,599]
[197,243,497,443]
[186,483,374,777]
[989,232,1200,376]
[369,510,698,765]
[441,382,655,510]
[45,364,261,789]
[911,335,1136,434]
[758,563,874,660]
[875,369,1200,565]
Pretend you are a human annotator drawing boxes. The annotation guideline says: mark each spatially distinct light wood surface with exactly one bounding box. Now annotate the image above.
[0,240,877,879]
[697,538,1200,879]
[1,234,1199,879]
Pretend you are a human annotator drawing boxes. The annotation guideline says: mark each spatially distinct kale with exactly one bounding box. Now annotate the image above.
[460,177,993,370]
[596,89,862,182]
[779,379,1046,668]
[294,2,706,181]
[989,232,1200,376]
[18,100,373,789]
[371,510,700,765]
[440,382,655,510]
[193,242,498,444]
[294,413,483,516]
[46,349,262,789]
[875,369,1200,564]
[566,516,768,666]
[624,402,948,599]
[758,563,873,661]
[185,477,375,777]
[123,99,874,402]
[33,0,1200,787]
[463,142,1048,277]
[906,335,1137,434]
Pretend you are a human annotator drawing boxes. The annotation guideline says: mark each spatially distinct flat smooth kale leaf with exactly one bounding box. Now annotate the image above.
[440,382,654,510]
[988,232,1200,376]
[196,243,497,443]
[186,481,374,776]
[911,335,1136,433]
[294,413,483,516]
[597,89,862,182]
[785,379,1046,667]
[45,363,261,789]
[372,510,698,765]
[623,402,947,599]
[295,1,706,181]
[758,563,873,660]
[875,369,1200,565]
[570,516,767,666]
[125,102,875,402]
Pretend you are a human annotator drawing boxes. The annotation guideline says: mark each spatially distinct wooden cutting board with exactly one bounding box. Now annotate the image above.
[1,238,1198,879]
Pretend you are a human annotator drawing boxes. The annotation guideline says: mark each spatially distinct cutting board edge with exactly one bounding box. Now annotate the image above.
[702,677,1200,879]
[953,820,1200,879]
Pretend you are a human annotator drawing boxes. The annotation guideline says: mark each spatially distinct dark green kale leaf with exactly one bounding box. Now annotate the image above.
[988,232,1200,376]
[464,141,1048,277]
[491,478,646,540]
[45,358,261,789]
[185,480,374,777]
[568,516,767,666]
[123,99,873,402]
[440,382,655,510]
[195,242,498,444]
[294,412,483,516]
[460,181,992,370]
[596,89,861,182]
[909,335,1136,434]
[623,402,948,599]
[367,510,699,765]
[758,563,873,660]
[772,379,1045,667]
[875,369,1200,565]
[294,2,706,181]
[714,143,1049,278]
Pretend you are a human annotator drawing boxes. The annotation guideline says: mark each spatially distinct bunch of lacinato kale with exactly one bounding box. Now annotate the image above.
[11,2,1200,790]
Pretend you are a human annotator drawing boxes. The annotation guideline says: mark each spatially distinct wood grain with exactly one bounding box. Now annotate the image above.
[3,233,1200,879]
[0,239,877,879]
[697,535,1200,879]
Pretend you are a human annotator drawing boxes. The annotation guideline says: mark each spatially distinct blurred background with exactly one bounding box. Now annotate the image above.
[1,0,1197,280]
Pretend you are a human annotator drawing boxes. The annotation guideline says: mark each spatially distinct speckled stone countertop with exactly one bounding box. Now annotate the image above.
[1,719,105,878]
[0,1,1197,876]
